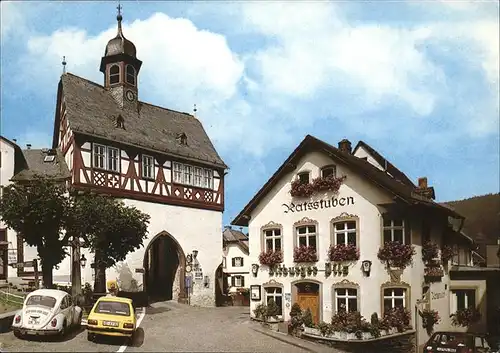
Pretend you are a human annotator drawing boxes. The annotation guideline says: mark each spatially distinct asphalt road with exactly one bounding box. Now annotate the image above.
[0,301,342,352]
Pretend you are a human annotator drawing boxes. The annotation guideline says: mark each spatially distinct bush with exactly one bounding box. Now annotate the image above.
[317,321,334,337]
[288,303,303,335]
[253,303,268,320]
[382,307,412,332]
[266,299,280,320]
[302,308,314,328]
[450,307,481,327]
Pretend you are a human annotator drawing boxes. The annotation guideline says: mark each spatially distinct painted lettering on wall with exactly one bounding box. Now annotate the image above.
[282,196,355,213]
[431,292,445,300]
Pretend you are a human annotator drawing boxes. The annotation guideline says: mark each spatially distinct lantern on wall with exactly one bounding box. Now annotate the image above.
[361,260,372,277]
[251,264,259,277]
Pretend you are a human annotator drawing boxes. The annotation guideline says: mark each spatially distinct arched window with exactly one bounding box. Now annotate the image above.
[109,65,120,85]
[126,65,135,86]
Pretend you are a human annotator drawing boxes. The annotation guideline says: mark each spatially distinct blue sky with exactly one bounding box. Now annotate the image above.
[1,1,499,227]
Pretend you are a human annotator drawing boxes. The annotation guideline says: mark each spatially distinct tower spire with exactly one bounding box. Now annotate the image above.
[62,56,67,74]
[116,1,123,34]
[193,104,198,116]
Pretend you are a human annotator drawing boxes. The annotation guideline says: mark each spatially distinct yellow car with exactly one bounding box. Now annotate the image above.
[86,296,136,342]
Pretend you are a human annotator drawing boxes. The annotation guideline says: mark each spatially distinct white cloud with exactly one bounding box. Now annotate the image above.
[1,1,27,41]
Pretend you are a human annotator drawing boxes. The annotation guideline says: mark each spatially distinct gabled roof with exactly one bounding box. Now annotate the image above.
[223,227,249,255]
[53,73,227,169]
[231,135,463,226]
[11,148,70,182]
[353,141,416,187]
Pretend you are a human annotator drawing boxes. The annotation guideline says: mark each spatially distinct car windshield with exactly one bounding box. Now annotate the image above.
[25,295,57,308]
[95,301,131,316]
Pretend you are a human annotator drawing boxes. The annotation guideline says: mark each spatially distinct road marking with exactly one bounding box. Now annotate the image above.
[116,308,146,353]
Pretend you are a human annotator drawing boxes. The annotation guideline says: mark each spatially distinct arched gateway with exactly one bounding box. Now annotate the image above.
[143,231,187,303]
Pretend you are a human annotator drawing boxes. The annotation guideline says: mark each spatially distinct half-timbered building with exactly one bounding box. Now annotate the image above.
[13,11,227,306]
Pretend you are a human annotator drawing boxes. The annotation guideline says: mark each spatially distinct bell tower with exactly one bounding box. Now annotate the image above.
[99,4,142,110]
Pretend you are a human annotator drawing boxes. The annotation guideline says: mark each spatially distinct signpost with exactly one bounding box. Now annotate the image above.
[9,259,39,289]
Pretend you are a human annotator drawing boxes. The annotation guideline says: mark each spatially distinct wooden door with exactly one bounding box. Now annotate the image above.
[297,293,320,324]
[0,229,7,280]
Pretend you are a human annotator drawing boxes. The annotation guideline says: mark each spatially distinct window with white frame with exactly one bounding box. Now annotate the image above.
[383,288,407,313]
[297,171,310,184]
[194,167,203,187]
[173,162,183,184]
[265,287,283,316]
[335,288,358,312]
[264,228,282,252]
[93,144,106,169]
[232,275,244,287]
[107,147,119,172]
[334,221,357,246]
[321,166,336,178]
[451,289,476,312]
[109,65,120,85]
[232,257,243,267]
[142,155,154,179]
[204,169,213,189]
[184,165,193,185]
[383,218,405,243]
[296,225,317,251]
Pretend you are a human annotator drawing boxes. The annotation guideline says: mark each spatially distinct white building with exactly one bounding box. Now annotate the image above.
[231,135,485,346]
[6,11,227,307]
[222,227,250,293]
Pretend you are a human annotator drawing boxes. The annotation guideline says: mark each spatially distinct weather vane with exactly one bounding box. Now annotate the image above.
[117,0,122,16]
[193,104,198,115]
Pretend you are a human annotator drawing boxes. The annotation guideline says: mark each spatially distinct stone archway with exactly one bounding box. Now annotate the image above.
[214,262,228,307]
[143,231,187,303]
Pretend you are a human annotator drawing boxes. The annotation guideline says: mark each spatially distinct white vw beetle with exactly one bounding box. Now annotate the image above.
[11,288,83,338]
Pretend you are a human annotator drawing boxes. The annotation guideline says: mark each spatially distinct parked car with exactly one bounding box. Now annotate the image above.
[424,331,492,353]
[86,296,136,343]
[11,288,83,338]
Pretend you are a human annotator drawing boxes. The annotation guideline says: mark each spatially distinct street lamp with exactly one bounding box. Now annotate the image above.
[80,254,87,268]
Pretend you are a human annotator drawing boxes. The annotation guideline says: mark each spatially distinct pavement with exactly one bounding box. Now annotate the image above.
[0,301,345,352]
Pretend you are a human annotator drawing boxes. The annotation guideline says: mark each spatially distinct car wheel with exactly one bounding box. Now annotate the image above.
[60,320,67,337]
[87,332,95,342]
[13,330,24,339]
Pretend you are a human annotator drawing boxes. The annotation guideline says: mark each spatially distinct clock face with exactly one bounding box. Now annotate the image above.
[125,90,135,102]
[185,265,192,273]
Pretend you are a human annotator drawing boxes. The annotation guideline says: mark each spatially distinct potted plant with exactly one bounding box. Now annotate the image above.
[288,303,303,336]
[424,266,444,281]
[451,307,481,327]
[328,243,360,262]
[421,309,440,333]
[302,308,316,334]
[293,245,318,263]
[311,175,346,193]
[377,241,416,269]
[290,179,314,198]
[259,249,283,266]
[441,245,455,264]
[382,307,412,333]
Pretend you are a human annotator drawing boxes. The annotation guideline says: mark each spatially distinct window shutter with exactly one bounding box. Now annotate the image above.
[241,258,244,266]
[404,218,411,245]
[241,276,245,287]
[232,258,235,266]
[231,276,235,287]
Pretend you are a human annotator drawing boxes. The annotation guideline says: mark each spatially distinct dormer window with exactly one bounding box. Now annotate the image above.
[321,166,336,178]
[176,132,187,146]
[115,114,125,129]
[297,171,310,184]
[109,65,120,85]
[126,65,136,86]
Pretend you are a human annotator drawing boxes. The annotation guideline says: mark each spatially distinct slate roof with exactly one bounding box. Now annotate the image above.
[231,135,464,226]
[223,227,249,254]
[353,141,416,187]
[11,148,71,182]
[55,73,227,169]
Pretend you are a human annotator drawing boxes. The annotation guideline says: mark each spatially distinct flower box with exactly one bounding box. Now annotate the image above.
[293,245,318,263]
[304,326,320,335]
[362,332,373,340]
[290,179,314,198]
[311,175,346,193]
[377,241,416,269]
[424,266,444,278]
[328,243,360,262]
[259,249,283,266]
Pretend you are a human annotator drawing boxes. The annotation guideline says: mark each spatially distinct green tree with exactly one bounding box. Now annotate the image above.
[66,192,150,293]
[0,177,70,288]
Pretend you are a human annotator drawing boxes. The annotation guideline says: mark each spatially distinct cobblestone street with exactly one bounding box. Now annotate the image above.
[0,301,343,352]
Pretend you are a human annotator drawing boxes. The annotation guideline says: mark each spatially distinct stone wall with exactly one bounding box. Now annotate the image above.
[302,330,416,353]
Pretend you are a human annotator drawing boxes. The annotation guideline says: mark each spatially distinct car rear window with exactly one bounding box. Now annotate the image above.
[432,333,473,347]
[95,301,131,316]
[26,295,57,308]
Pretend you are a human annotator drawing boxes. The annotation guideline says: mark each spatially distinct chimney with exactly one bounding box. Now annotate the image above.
[26,144,31,150]
[415,176,435,199]
[338,139,352,154]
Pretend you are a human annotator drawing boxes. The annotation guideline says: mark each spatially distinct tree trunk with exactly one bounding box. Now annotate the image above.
[71,239,82,298]
[42,264,54,289]
[93,249,107,294]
